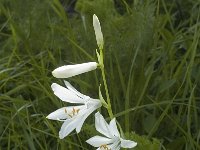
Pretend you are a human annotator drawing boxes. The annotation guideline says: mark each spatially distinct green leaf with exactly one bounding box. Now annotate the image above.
[159,79,176,93]
[143,115,157,134]
[128,132,162,150]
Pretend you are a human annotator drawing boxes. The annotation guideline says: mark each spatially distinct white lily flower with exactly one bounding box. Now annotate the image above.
[52,62,98,78]
[46,81,102,139]
[93,14,104,50]
[86,112,137,150]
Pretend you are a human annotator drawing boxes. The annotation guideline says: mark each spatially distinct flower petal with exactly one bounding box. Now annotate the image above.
[109,139,120,150]
[109,118,120,137]
[75,101,101,133]
[51,83,84,103]
[95,112,112,138]
[52,62,98,78]
[120,138,137,148]
[46,107,69,121]
[59,118,80,139]
[86,136,113,147]
[46,105,85,121]
[64,80,87,98]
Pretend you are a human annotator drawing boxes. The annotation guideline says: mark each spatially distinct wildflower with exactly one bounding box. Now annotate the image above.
[52,62,98,78]
[86,112,137,150]
[93,14,104,50]
[46,81,102,139]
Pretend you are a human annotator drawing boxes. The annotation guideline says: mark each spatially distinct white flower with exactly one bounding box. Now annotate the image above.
[93,14,104,50]
[46,81,102,139]
[52,62,98,78]
[86,112,137,150]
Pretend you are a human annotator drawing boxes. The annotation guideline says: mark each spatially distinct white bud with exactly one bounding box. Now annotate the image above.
[93,14,104,50]
[52,62,98,78]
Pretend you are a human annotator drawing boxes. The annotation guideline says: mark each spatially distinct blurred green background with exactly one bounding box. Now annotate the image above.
[0,0,200,149]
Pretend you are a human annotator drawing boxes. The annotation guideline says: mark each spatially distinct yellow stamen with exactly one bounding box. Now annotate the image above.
[65,107,80,118]
[100,144,111,150]
[76,109,80,113]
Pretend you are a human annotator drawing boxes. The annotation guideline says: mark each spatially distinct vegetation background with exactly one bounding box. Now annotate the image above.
[0,0,200,149]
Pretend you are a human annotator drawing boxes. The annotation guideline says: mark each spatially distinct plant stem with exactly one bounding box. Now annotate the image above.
[100,49,114,119]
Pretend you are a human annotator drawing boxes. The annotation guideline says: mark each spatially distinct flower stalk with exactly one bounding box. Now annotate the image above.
[93,14,114,119]
[99,48,114,119]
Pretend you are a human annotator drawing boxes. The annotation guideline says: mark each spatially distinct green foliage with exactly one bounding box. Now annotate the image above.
[129,132,161,150]
[0,0,200,149]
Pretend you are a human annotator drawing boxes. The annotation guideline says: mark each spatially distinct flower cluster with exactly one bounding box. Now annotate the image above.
[46,14,137,149]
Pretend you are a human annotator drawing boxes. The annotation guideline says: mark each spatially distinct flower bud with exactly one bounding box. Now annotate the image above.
[93,14,104,50]
[52,62,98,78]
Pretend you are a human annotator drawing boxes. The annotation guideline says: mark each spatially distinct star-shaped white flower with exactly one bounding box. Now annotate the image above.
[52,62,98,78]
[86,112,137,150]
[46,81,102,139]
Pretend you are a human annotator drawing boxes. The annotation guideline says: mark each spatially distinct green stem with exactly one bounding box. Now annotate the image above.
[100,49,114,119]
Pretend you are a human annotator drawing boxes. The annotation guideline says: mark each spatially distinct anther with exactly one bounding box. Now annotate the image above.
[100,144,110,150]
